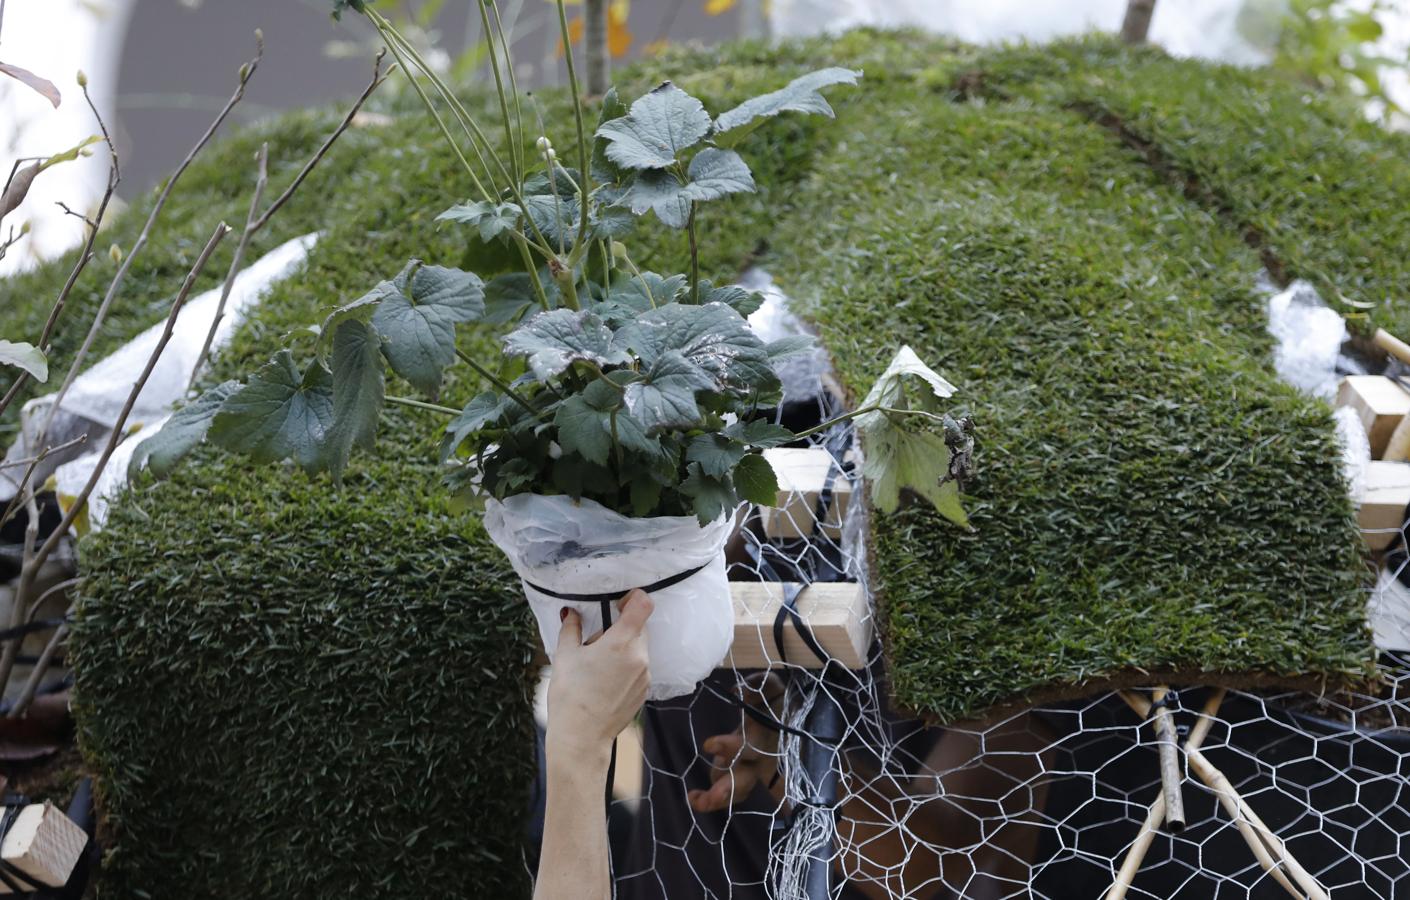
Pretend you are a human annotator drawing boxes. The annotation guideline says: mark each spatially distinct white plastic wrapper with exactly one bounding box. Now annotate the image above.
[741,268,829,403]
[1334,405,1372,497]
[1265,279,1348,401]
[482,493,733,700]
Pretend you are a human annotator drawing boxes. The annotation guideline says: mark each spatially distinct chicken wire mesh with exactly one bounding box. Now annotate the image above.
[527,347,1408,900]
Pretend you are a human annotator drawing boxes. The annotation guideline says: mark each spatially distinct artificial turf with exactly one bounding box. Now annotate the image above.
[0,29,1384,897]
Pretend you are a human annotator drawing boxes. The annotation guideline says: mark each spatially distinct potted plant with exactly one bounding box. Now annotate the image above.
[136,0,973,698]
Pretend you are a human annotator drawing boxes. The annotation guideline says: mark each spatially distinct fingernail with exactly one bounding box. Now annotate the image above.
[559,607,570,621]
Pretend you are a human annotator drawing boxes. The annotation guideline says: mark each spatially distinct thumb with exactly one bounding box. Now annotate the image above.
[555,607,583,653]
[612,589,655,638]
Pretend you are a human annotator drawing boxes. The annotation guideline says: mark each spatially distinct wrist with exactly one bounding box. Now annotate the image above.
[545,730,613,777]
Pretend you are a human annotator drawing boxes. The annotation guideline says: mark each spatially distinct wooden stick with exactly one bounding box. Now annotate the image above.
[1151,687,1186,832]
[1106,689,1226,900]
[1374,328,1410,367]
[1118,691,1325,900]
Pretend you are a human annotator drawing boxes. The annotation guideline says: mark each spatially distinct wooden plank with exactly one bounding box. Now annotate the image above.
[759,447,852,539]
[1356,460,1410,551]
[727,581,870,670]
[1337,375,1410,458]
[0,803,86,892]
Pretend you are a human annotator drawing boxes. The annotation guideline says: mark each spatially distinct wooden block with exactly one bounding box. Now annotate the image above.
[759,447,852,539]
[1337,376,1410,458]
[1385,414,1410,462]
[1357,461,1410,551]
[727,581,870,670]
[0,803,86,892]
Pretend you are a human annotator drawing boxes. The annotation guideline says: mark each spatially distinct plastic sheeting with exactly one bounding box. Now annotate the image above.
[483,492,735,701]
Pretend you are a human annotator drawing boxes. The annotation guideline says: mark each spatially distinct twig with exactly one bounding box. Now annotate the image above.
[8,619,67,719]
[33,35,262,446]
[0,222,230,695]
[1106,689,1225,900]
[1151,687,1186,832]
[189,49,390,388]
[0,433,90,533]
[0,432,89,471]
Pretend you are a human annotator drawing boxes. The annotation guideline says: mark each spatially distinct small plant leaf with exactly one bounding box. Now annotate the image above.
[127,380,240,480]
[591,86,630,184]
[855,345,956,432]
[608,272,686,312]
[326,319,386,480]
[504,308,630,380]
[622,350,713,431]
[0,340,47,383]
[371,261,485,396]
[702,280,765,316]
[714,67,861,147]
[0,162,39,220]
[209,350,335,475]
[684,147,755,199]
[596,81,711,170]
[732,452,779,506]
[619,148,755,228]
[686,433,745,478]
[440,391,510,462]
[726,419,794,448]
[861,426,967,526]
[679,462,734,525]
[765,334,816,361]
[436,201,522,242]
[553,381,619,466]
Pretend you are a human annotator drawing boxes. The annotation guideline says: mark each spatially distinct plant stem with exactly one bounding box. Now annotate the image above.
[385,395,460,416]
[686,201,700,304]
[477,0,520,184]
[553,0,594,250]
[455,348,542,417]
[788,404,950,441]
[515,240,553,310]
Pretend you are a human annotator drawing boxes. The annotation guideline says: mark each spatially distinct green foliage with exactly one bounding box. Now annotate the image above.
[142,37,967,529]
[0,339,47,382]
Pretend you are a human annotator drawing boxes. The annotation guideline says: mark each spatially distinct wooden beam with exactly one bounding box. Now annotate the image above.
[1337,375,1410,458]
[759,447,852,540]
[0,803,87,892]
[727,581,870,670]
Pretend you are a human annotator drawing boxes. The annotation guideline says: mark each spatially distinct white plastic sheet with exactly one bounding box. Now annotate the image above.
[483,493,734,701]
[1265,279,1349,401]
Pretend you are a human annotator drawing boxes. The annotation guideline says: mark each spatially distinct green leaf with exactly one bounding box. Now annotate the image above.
[615,302,776,393]
[629,474,662,517]
[209,350,335,475]
[861,426,967,527]
[127,380,239,480]
[591,86,630,184]
[482,272,551,325]
[714,67,862,147]
[732,452,779,506]
[503,309,630,380]
[726,419,794,448]
[609,272,686,311]
[370,261,485,397]
[686,433,744,478]
[440,391,510,462]
[0,340,47,383]
[596,81,711,170]
[522,193,582,248]
[619,149,755,228]
[436,200,522,242]
[679,462,734,525]
[326,319,385,480]
[622,350,713,431]
[553,393,614,465]
[855,345,956,432]
[702,280,765,316]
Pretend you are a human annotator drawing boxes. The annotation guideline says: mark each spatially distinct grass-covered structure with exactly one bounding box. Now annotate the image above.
[0,29,1394,898]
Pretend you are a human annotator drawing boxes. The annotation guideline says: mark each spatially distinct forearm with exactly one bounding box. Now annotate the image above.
[534,740,612,900]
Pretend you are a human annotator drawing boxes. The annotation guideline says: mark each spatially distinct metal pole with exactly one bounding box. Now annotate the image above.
[800,683,842,899]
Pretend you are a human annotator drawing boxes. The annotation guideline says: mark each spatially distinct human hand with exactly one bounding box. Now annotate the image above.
[688,673,786,813]
[546,589,654,765]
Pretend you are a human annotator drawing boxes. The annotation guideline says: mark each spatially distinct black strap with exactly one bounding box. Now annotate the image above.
[525,562,708,604]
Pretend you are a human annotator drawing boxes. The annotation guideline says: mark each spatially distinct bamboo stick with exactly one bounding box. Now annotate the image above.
[1374,328,1410,367]
[1106,689,1225,900]
[1151,687,1186,832]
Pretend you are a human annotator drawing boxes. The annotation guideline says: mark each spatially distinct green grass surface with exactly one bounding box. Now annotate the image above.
[0,29,1383,897]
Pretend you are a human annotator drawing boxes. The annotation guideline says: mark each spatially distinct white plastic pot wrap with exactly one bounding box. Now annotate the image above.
[482,493,733,700]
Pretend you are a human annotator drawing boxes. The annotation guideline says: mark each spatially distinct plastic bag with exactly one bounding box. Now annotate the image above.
[482,493,733,700]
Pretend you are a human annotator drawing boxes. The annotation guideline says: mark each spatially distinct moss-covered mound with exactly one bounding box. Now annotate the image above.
[0,29,1387,898]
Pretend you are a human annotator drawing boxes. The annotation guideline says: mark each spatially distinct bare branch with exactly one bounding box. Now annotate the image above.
[8,618,68,719]
[188,49,390,388]
[0,221,231,693]
[33,35,263,446]
[0,433,89,534]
